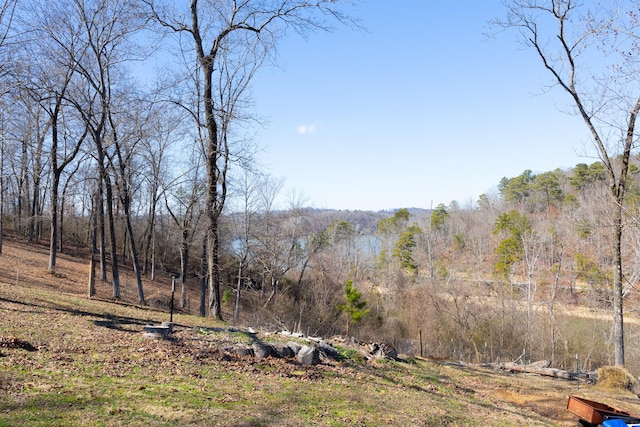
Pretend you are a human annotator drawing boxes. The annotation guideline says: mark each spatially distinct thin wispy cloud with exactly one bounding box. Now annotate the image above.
[297,124,316,135]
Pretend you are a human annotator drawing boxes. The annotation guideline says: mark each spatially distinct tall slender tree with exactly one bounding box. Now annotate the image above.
[496,0,640,365]
[0,0,18,254]
[68,0,149,300]
[164,146,206,311]
[107,94,149,305]
[19,0,89,271]
[145,0,357,319]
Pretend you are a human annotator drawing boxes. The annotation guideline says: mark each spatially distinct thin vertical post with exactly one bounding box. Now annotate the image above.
[576,354,579,389]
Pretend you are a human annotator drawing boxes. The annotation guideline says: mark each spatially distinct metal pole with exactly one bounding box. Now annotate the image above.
[576,354,579,389]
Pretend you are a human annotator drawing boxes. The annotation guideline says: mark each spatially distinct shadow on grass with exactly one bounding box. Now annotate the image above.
[0,392,106,422]
[92,316,147,333]
[0,295,155,334]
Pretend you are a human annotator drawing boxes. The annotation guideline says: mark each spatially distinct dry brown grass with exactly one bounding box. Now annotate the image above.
[2,236,640,426]
[597,366,639,392]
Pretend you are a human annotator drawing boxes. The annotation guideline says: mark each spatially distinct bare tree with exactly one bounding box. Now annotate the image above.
[0,0,18,253]
[496,0,640,366]
[145,0,356,320]
[3,91,47,239]
[107,94,150,305]
[139,107,183,278]
[164,147,206,311]
[251,175,292,307]
[520,227,544,351]
[18,0,91,271]
[227,168,262,323]
[67,0,150,300]
[59,154,86,253]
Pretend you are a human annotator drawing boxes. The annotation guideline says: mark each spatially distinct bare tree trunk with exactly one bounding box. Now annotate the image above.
[549,244,563,363]
[48,104,61,271]
[234,262,242,324]
[199,236,207,317]
[90,193,98,289]
[108,101,147,306]
[0,129,4,255]
[124,210,145,305]
[59,161,83,254]
[121,226,128,264]
[34,119,46,243]
[142,187,157,275]
[48,170,59,271]
[29,128,43,243]
[111,149,145,304]
[264,275,278,308]
[141,143,162,276]
[613,201,625,366]
[207,226,222,319]
[164,180,201,311]
[18,135,28,236]
[151,232,156,281]
[88,256,95,297]
[180,235,189,310]
[201,50,223,320]
[96,187,107,282]
[103,170,121,299]
[59,189,65,254]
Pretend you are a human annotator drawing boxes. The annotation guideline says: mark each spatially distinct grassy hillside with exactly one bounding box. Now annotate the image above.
[2,238,640,426]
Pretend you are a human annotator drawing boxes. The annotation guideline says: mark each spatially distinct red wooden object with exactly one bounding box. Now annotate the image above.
[567,396,637,424]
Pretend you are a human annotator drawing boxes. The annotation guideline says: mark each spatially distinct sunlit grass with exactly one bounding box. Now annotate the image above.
[0,280,624,426]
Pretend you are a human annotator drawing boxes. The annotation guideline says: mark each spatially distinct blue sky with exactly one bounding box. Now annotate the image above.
[250,1,592,211]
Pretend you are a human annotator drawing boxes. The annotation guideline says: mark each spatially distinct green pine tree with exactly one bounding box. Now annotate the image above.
[337,280,369,336]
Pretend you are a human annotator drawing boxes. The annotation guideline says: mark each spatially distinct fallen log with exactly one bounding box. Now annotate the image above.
[475,360,596,383]
[501,362,579,380]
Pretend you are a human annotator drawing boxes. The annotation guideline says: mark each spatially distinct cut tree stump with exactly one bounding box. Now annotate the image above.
[143,325,170,339]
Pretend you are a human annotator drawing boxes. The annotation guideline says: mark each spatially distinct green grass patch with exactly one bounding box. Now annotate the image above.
[333,344,365,362]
